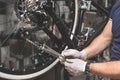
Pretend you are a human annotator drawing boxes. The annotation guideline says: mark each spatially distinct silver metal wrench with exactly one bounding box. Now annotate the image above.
[26,39,67,62]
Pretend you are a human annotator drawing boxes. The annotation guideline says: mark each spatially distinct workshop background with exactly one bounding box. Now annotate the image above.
[0,0,116,80]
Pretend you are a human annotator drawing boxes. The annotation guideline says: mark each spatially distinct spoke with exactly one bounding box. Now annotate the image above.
[0,20,14,26]
[0,25,18,47]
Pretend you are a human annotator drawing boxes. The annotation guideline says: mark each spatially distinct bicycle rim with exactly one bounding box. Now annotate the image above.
[0,0,79,79]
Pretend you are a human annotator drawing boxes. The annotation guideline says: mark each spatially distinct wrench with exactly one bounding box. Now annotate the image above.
[26,38,67,62]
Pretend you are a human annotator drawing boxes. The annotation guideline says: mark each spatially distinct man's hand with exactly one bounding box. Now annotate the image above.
[63,59,87,76]
[61,49,87,60]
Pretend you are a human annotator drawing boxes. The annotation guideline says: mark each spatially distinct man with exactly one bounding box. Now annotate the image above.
[60,1,120,79]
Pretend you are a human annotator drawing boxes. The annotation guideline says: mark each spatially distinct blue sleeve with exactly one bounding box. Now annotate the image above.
[109,1,120,19]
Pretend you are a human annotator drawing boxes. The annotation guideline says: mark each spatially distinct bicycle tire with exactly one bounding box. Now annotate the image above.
[0,0,79,79]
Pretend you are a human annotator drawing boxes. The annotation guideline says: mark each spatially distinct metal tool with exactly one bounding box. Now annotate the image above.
[26,38,67,62]
[42,44,66,61]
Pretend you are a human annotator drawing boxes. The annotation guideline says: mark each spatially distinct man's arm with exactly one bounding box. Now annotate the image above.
[61,57,120,79]
[90,61,120,79]
[83,20,113,59]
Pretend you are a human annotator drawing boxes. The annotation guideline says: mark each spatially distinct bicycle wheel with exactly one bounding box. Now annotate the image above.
[0,0,79,79]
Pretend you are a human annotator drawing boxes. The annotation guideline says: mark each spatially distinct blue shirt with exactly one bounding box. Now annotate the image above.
[110,1,120,60]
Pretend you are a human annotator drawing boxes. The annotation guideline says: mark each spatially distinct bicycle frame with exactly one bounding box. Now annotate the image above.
[42,0,110,50]
[78,0,110,48]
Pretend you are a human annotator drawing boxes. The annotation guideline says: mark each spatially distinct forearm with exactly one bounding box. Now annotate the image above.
[90,61,120,79]
[83,20,112,59]
[83,34,111,59]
